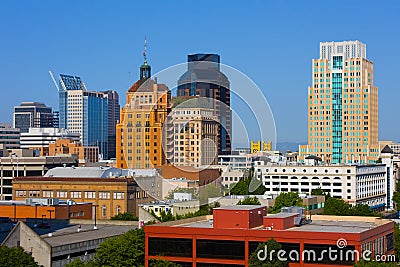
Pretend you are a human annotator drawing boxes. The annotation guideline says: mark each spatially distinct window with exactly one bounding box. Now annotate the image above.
[71,191,82,198]
[116,205,122,215]
[43,191,54,198]
[99,191,110,199]
[84,191,96,199]
[16,190,26,197]
[29,190,40,197]
[149,238,192,257]
[57,191,68,198]
[102,205,107,218]
[196,239,245,260]
[113,192,125,199]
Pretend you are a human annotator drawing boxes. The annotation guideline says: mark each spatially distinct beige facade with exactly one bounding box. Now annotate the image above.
[171,105,218,167]
[300,41,379,164]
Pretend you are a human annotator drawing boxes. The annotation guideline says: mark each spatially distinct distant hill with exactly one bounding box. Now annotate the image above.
[276,142,306,153]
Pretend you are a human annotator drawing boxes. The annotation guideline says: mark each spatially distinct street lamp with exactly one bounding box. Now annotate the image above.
[11,153,19,177]
[47,210,54,222]
[12,203,16,223]
[34,204,39,225]
[93,204,98,229]
[41,214,45,224]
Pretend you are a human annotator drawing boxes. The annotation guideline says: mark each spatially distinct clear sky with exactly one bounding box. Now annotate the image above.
[1,0,399,146]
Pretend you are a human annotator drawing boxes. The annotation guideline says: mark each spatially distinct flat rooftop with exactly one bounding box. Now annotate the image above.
[287,220,377,233]
[167,216,389,234]
[40,224,134,247]
[266,212,299,218]
[214,205,264,211]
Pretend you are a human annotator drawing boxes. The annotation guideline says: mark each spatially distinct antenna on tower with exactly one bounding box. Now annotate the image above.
[49,71,61,92]
[143,36,147,62]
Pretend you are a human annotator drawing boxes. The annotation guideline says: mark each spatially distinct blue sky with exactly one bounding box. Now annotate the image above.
[1,0,399,146]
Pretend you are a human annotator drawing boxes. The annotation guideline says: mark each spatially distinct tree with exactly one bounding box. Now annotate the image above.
[249,239,288,267]
[230,177,267,195]
[322,197,351,216]
[110,212,139,221]
[350,204,376,216]
[230,179,249,195]
[66,258,97,267]
[311,187,331,199]
[323,198,378,217]
[0,245,41,267]
[272,192,303,213]
[392,182,400,210]
[149,258,182,267]
[237,196,261,205]
[92,228,145,267]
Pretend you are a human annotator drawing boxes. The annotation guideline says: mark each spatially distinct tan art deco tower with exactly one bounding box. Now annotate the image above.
[116,48,171,169]
[300,41,379,164]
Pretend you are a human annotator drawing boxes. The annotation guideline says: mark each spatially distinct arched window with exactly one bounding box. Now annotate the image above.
[102,205,107,218]
[116,205,122,215]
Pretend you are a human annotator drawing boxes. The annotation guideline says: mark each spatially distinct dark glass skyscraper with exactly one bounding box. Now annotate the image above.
[13,102,57,133]
[177,54,231,154]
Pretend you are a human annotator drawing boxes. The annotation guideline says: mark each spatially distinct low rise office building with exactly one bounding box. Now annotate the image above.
[145,205,394,267]
[254,161,392,211]
[12,166,159,219]
[0,123,20,149]
[0,148,78,200]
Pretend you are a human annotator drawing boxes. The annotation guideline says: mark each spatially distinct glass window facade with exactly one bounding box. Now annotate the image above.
[196,239,245,260]
[148,237,192,257]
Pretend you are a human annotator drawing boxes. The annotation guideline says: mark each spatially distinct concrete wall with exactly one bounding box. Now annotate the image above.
[3,222,52,267]
[70,218,139,226]
[138,207,159,223]
[157,215,213,227]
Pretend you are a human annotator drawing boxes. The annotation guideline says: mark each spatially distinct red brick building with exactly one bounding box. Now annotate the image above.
[145,205,394,267]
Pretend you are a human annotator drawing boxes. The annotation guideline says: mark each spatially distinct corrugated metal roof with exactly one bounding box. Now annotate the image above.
[44,167,122,178]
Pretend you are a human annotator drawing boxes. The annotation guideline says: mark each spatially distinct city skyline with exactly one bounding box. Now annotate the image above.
[1,1,399,146]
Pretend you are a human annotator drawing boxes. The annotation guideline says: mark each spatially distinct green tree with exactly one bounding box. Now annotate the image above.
[323,198,377,217]
[110,212,139,221]
[149,258,182,267]
[322,197,351,216]
[311,187,331,199]
[249,239,288,267]
[392,182,400,210]
[92,228,145,267]
[350,204,376,216]
[0,245,41,267]
[230,179,249,195]
[237,196,261,205]
[272,192,303,213]
[66,258,97,267]
[230,177,267,195]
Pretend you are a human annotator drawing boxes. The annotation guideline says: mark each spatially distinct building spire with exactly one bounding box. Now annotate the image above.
[140,36,151,79]
[143,36,147,63]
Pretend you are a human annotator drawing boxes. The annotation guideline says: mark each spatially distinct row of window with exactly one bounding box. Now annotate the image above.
[16,190,127,200]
